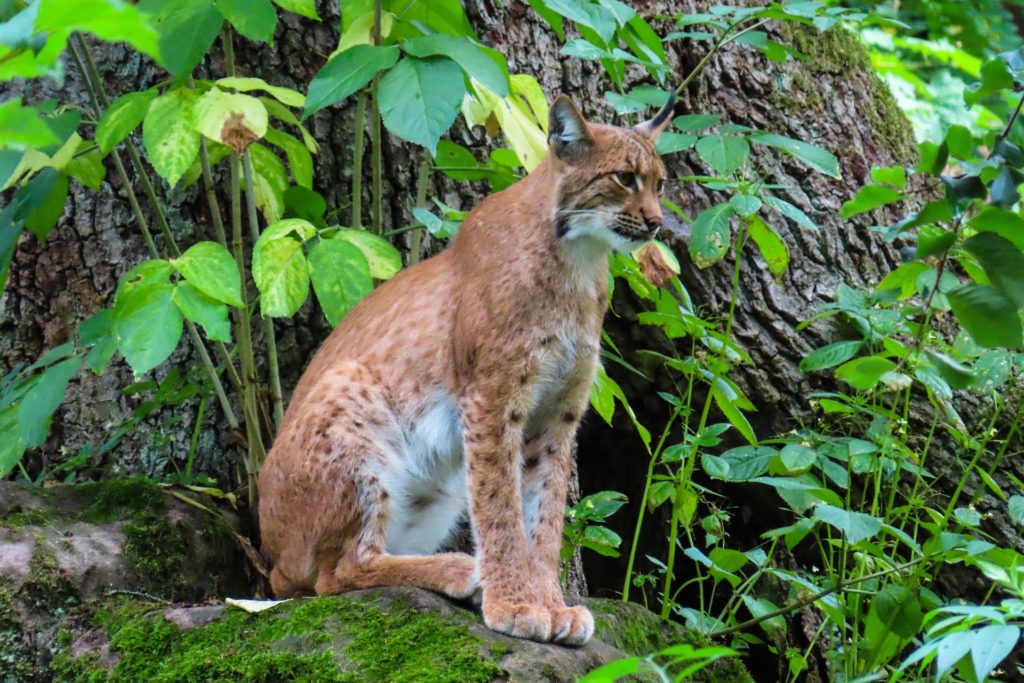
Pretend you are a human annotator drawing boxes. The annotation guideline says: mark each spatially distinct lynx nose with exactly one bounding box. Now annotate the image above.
[644,213,663,231]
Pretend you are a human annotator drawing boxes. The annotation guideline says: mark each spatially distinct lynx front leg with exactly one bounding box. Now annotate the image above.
[522,365,598,645]
[461,385,552,642]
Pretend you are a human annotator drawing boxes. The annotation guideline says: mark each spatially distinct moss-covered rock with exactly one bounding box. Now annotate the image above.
[52,588,753,683]
[0,479,248,680]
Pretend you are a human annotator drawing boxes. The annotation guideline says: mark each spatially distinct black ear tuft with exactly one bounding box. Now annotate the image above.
[548,94,593,161]
[634,91,677,142]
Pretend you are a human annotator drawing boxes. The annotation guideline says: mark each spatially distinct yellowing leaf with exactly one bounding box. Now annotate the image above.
[193,88,268,154]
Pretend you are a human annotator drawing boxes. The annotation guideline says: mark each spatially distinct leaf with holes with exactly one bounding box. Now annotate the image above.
[194,88,268,155]
[689,203,733,268]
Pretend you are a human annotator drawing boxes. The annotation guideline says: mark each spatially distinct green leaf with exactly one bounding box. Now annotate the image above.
[171,241,242,307]
[1008,495,1024,525]
[654,132,698,155]
[216,77,305,108]
[729,194,761,217]
[948,284,1023,348]
[113,280,183,375]
[251,218,316,316]
[712,383,756,446]
[215,0,276,44]
[264,127,313,188]
[812,503,882,544]
[0,99,59,151]
[695,135,749,176]
[764,196,817,231]
[143,88,200,186]
[751,133,840,178]
[378,56,466,155]
[869,585,922,639]
[968,206,1024,249]
[741,595,786,635]
[171,281,230,342]
[877,262,930,299]
[272,0,319,19]
[716,446,774,481]
[970,625,1020,682]
[870,165,906,188]
[193,88,268,154]
[17,356,82,448]
[915,225,956,258]
[747,216,788,279]
[799,340,863,372]
[963,232,1024,308]
[138,0,223,79]
[674,113,721,131]
[303,44,400,119]
[780,443,817,473]
[332,230,402,280]
[965,58,1014,106]
[79,310,117,375]
[924,349,974,390]
[96,90,157,153]
[249,143,289,223]
[402,34,509,97]
[840,184,903,220]
[24,173,67,242]
[689,203,733,269]
[307,238,373,326]
[37,0,161,62]
[0,407,26,478]
[709,547,747,572]
[989,166,1021,208]
[835,356,897,391]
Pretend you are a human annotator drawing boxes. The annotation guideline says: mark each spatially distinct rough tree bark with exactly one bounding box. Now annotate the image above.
[4,0,1020,638]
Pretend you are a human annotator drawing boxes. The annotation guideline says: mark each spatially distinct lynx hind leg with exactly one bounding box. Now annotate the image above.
[330,469,479,599]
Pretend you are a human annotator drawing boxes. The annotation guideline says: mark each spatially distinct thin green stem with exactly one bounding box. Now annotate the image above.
[409,150,431,265]
[370,0,383,235]
[674,18,770,98]
[351,92,367,228]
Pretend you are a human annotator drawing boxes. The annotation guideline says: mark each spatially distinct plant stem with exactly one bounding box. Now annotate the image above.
[351,92,367,228]
[69,35,239,431]
[674,18,770,98]
[409,150,431,265]
[370,0,383,235]
[242,152,284,429]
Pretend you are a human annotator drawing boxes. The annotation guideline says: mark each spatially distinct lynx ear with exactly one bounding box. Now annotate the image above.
[548,94,593,161]
[634,91,677,142]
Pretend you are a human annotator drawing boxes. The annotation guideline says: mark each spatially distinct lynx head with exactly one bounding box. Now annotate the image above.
[549,93,674,253]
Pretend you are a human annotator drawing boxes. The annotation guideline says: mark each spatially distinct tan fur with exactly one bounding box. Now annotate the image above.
[258,95,670,645]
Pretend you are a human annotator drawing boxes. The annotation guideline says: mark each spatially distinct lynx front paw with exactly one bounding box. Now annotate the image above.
[441,553,480,600]
[482,600,552,641]
[550,605,594,646]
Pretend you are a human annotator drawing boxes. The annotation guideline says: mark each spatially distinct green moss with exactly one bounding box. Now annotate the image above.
[776,23,916,161]
[0,508,52,529]
[54,594,506,683]
[76,478,167,523]
[0,582,34,681]
[589,600,752,683]
[21,544,78,614]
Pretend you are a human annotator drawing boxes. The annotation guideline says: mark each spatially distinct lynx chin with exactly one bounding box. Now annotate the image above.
[258,92,675,645]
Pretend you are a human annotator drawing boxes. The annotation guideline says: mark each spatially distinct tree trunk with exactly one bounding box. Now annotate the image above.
[4,0,1019,617]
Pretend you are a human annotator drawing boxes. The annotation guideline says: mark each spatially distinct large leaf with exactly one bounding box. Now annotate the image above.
[689,203,734,268]
[171,240,242,307]
[968,206,1024,249]
[747,216,788,279]
[216,77,305,108]
[272,0,319,19]
[214,0,276,44]
[36,0,161,62]
[840,184,903,220]
[138,0,223,79]
[113,280,184,375]
[812,503,882,544]
[402,34,509,97]
[79,310,117,374]
[303,44,400,118]
[143,87,200,186]
[799,340,863,372]
[378,56,466,155]
[96,89,157,153]
[962,232,1024,308]
[332,229,402,279]
[172,281,231,342]
[17,356,82,448]
[193,88,268,155]
[251,218,316,316]
[264,127,313,188]
[948,284,1023,349]
[695,135,749,176]
[970,625,1021,682]
[307,238,373,326]
[249,143,289,223]
[24,173,67,242]
[0,407,26,478]
[751,132,840,178]
[835,356,897,391]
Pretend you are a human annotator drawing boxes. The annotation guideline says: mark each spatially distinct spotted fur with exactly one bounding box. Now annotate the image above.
[258,94,671,645]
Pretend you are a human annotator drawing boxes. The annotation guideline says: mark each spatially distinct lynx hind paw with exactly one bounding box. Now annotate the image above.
[551,605,594,646]
[482,601,552,642]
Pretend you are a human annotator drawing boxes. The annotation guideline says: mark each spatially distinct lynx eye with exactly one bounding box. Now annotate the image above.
[657,179,666,195]
[612,171,637,191]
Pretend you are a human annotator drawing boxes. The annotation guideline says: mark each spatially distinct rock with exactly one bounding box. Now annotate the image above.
[54,587,753,682]
[0,479,249,680]
[0,480,752,681]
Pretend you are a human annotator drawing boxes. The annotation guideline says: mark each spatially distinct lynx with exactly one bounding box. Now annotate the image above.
[258,93,674,645]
